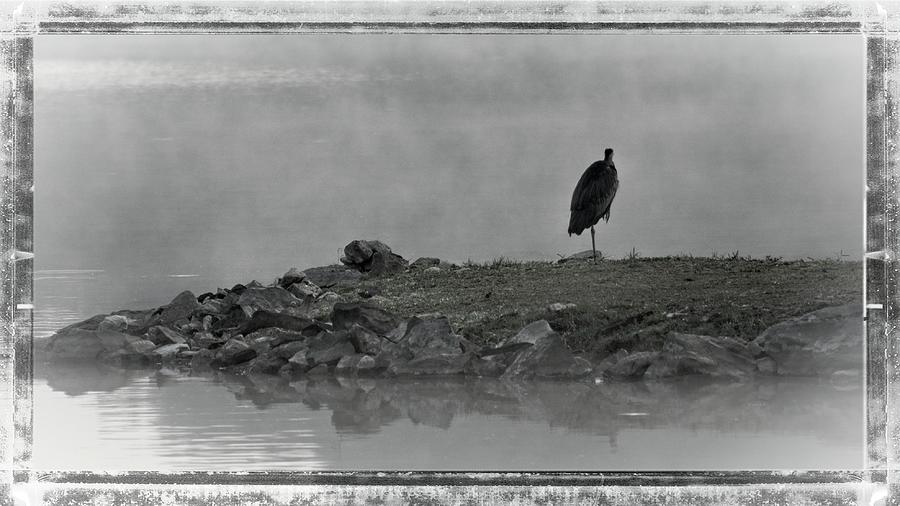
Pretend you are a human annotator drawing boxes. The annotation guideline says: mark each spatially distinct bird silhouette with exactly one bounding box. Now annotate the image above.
[568,148,619,261]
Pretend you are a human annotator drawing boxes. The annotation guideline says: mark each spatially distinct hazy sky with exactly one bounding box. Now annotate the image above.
[36,34,864,281]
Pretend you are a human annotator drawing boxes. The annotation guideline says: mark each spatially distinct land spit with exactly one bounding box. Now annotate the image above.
[40,240,863,382]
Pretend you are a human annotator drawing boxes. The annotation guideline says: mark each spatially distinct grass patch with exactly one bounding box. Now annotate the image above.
[337,255,862,361]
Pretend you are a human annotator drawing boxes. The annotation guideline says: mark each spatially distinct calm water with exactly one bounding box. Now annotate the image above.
[31,271,863,471]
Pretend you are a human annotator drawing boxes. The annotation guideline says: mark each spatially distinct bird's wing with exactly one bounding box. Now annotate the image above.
[570,163,619,213]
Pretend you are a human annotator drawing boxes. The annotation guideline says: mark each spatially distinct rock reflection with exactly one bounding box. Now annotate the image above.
[35,363,862,470]
[210,371,861,444]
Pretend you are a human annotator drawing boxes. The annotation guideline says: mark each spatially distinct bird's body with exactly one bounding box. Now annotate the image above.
[568,149,619,260]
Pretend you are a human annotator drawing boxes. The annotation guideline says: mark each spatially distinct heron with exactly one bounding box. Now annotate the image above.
[568,148,619,261]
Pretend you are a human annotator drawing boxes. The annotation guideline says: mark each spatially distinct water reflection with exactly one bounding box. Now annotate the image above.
[33,361,862,470]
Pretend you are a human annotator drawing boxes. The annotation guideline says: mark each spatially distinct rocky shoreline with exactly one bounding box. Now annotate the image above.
[40,240,863,382]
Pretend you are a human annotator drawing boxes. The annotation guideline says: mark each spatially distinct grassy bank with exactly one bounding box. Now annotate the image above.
[328,256,862,362]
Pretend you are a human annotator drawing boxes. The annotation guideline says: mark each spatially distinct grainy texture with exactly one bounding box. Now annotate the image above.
[0,1,892,505]
[0,36,32,491]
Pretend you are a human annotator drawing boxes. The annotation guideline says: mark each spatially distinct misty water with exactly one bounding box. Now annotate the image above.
[31,271,863,471]
[32,34,866,471]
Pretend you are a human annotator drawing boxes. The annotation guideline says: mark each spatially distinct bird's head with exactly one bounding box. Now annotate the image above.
[604,148,614,161]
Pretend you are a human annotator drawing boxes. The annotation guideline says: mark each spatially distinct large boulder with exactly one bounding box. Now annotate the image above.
[644,333,757,379]
[211,339,257,368]
[45,328,140,362]
[237,286,301,316]
[307,332,356,366]
[249,354,289,375]
[45,328,106,361]
[331,302,400,335]
[602,351,660,379]
[751,304,863,376]
[279,267,307,288]
[155,291,202,326]
[303,264,362,288]
[237,310,315,336]
[397,315,464,359]
[500,320,555,346]
[340,240,409,276]
[348,323,385,356]
[501,333,593,380]
[147,326,188,346]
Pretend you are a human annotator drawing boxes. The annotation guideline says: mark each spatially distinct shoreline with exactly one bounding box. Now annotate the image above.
[39,241,864,383]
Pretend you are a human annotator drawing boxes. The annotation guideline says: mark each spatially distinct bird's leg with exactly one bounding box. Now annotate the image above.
[590,226,596,262]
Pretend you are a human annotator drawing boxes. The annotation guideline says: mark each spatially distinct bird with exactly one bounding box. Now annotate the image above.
[568,148,619,261]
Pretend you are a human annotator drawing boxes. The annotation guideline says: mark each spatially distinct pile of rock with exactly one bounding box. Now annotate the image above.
[39,237,863,382]
[592,303,862,380]
[42,286,596,380]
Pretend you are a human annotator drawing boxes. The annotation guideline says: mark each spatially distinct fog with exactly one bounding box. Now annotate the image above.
[36,34,864,282]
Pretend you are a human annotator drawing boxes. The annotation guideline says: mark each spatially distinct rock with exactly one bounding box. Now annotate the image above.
[152,343,189,360]
[245,328,307,348]
[45,327,142,362]
[45,329,105,361]
[501,320,555,346]
[308,339,356,367]
[340,240,409,276]
[756,356,777,375]
[348,324,384,355]
[643,333,756,379]
[478,342,533,362]
[237,286,301,316]
[548,303,577,312]
[193,331,224,349]
[501,333,593,380]
[191,348,217,370]
[278,350,312,377]
[557,250,596,264]
[592,349,631,375]
[398,315,464,359]
[279,267,307,288]
[195,298,230,318]
[287,279,322,300]
[305,291,343,320]
[335,354,379,376]
[303,264,362,288]
[410,257,441,270]
[602,351,660,379]
[458,336,482,355]
[272,340,308,360]
[331,302,400,335]
[342,240,374,265]
[212,339,258,367]
[147,326,188,346]
[389,353,471,376]
[424,267,441,274]
[307,364,330,376]
[209,306,251,334]
[464,356,506,377]
[156,291,202,326]
[97,315,131,333]
[249,354,289,375]
[751,304,862,376]
[368,248,409,276]
[237,310,315,335]
[128,339,157,355]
